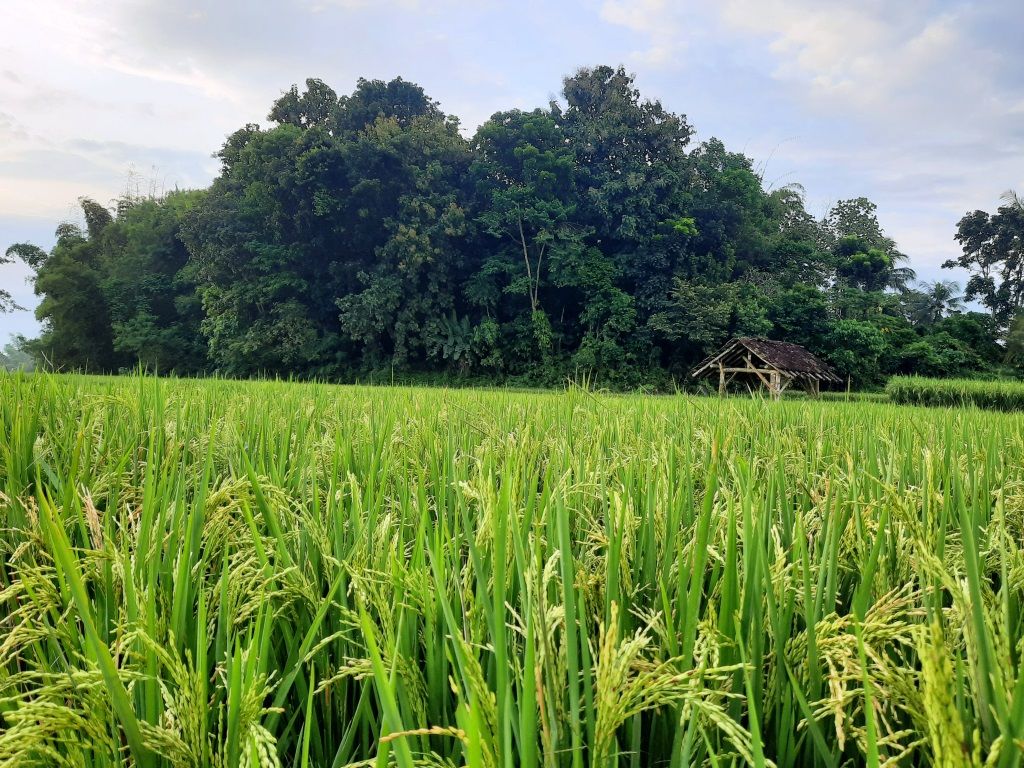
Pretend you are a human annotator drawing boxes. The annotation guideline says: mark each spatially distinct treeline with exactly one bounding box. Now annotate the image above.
[4,67,1009,387]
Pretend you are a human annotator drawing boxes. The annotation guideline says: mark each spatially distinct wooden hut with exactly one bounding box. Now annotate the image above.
[690,337,842,399]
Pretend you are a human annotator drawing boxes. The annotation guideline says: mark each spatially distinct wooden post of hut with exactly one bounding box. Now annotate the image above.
[689,337,842,398]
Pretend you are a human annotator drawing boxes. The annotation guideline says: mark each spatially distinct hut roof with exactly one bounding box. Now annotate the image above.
[690,337,843,383]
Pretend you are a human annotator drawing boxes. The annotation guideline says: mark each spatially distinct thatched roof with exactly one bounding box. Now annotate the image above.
[690,337,842,384]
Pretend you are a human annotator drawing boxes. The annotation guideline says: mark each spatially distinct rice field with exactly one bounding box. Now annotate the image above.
[887,376,1024,412]
[2,372,1024,768]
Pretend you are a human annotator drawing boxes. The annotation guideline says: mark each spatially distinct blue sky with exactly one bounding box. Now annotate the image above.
[2,0,1023,343]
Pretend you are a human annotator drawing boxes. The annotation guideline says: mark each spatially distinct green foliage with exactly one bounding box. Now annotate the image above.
[103,190,210,374]
[767,282,831,349]
[933,312,1002,364]
[824,197,902,257]
[902,280,964,327]
[823,319,888,387]
[470,108,584,352]
[436,311,474,372]
[835,238,893,291]
[650,278,771,360]
[887,375,1024,410]
[896,333,984,377]
[666,215,698,236]
[1005,312,1024,369]
[267,77,340,129]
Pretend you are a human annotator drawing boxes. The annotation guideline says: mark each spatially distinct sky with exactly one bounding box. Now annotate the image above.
[2,0,1023,343]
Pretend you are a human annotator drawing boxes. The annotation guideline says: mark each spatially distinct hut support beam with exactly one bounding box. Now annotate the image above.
[717,367,786,375]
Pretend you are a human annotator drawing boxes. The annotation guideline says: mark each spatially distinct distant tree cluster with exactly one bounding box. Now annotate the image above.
[3,67,1011,387]
[0,337,34,372]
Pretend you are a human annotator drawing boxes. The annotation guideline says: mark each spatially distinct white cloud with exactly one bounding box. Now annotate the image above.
[716,1,1001,129]
[600,0,689,68]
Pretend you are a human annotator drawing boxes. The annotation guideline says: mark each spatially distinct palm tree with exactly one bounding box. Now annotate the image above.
[885,260,917,292]
[914,280,963,325]
[1001,189,1024,211]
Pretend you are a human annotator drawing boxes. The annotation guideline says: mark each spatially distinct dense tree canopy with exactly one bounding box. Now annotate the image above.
[4,68,1011,388]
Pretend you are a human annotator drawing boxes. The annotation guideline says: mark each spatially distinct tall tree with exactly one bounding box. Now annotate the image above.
[101,190,210,373]
[335,113,472,369]
[184,76,468,376]
[684,139,784,281]
[268,78,340,130]
[833,236,903,292]
[469,109,586,368]
[181,123,330,376]
[9,199,120,371]
[948,194,1024,325]
[905,280,963,326]
[553,65,697,371]
[826,197,915,290]
[555,65,692,244]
